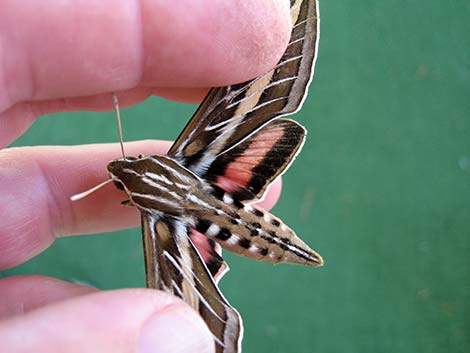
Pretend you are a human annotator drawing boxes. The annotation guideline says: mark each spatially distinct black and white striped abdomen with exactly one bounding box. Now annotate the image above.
[194,194,323,267]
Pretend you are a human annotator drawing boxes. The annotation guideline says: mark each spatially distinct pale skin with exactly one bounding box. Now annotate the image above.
[0,1,292,352]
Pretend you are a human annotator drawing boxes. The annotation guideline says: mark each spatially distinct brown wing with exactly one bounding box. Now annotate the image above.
[141,213,242,353]
[168,0,320,179]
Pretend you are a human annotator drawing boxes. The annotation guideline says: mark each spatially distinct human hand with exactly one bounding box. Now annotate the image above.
[0,1,290,352]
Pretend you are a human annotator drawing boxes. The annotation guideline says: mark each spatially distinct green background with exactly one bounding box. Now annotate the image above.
[2,1,469,352]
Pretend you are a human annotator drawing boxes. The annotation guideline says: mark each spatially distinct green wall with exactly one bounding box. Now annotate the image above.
[3,1,469,352]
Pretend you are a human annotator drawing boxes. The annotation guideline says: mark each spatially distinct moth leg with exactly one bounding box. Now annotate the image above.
[121,200,134,207]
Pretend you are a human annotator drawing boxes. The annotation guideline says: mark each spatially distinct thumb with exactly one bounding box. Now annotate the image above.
[0,288,214,353]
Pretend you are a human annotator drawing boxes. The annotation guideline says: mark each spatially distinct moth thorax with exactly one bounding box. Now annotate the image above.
[107,156,200,216]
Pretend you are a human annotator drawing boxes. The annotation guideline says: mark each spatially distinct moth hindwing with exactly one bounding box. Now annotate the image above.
[106,1,321,352]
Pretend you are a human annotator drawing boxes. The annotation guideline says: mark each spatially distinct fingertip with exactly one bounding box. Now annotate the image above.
[137,303,215,353]
[141,0,292,87]
[257,178,282,211]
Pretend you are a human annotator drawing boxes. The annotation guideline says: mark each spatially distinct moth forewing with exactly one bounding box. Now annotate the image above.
[140,213,243,353]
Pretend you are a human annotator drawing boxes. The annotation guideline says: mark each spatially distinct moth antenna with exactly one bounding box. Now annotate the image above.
[70,179,115,201]
[112,92,126,159]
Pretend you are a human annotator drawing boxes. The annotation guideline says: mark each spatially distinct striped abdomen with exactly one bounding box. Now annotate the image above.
[193,190,323,267]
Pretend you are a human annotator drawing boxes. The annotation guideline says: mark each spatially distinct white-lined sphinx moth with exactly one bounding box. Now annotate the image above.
[74,0,321,352]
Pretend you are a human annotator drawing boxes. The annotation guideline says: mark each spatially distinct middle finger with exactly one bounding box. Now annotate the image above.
[0,141,281,270]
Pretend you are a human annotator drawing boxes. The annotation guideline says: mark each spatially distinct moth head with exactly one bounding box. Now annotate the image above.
[107,156,136,172]
[69,156,141,202]
[106,156,140,191]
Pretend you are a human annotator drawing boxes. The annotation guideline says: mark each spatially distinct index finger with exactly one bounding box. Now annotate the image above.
[0,0,291,109]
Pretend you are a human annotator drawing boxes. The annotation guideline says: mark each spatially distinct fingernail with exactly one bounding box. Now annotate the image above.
[137,305,214,353]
